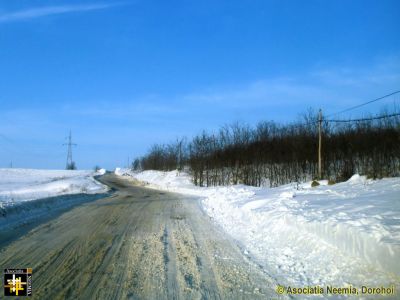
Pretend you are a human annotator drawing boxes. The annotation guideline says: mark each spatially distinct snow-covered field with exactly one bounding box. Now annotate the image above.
[116,168,400,292]
[0,168,107,206]
[0,168,108,231]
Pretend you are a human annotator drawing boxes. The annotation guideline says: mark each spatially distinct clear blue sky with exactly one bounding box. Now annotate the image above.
[1,0,399,170]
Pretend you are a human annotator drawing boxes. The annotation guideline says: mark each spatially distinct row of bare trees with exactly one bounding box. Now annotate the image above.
[134,110,400,187]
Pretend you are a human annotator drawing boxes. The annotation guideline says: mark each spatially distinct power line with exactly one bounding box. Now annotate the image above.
[326,90,400,118]
[287,90,400,129]
[0,133,14,144]
[327,112,400,123]
[287,112,400,129]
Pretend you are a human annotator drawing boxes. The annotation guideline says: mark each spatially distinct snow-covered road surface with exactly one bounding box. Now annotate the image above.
[0,174,280,299]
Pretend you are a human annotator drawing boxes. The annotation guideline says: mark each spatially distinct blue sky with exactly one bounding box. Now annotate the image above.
[0,0,399,169]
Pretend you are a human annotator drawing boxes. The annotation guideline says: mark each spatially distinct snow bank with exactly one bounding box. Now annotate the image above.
[0,168,109,232]
[97,168,106,175]
[116,169,400,288]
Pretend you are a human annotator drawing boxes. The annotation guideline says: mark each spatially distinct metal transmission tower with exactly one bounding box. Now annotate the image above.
[63,130,77,170]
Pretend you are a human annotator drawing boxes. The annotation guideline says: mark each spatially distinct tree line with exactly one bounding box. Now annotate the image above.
[133,109,400,187]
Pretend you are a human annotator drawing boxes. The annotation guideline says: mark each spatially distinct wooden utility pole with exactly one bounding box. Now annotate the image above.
[318,109,322,180]
[178,139,182,171]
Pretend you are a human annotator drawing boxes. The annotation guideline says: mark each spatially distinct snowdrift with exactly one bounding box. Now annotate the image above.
[116,168,400,288]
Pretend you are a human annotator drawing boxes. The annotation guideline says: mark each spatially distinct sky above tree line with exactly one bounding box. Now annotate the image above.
[0,0,399,169]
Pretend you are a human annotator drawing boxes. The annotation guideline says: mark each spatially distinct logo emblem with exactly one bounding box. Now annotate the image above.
[4,269,32,297]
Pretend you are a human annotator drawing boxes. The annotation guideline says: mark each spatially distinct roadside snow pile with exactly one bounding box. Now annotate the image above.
[0,168,109,232]
[116,169,400,288]
[96,168,107,175]
[115,168,194,192]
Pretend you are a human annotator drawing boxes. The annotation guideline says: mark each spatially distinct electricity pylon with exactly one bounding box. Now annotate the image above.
[63,130,77,170]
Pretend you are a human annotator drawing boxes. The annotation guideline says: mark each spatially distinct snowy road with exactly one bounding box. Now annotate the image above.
[0,174,280,299]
